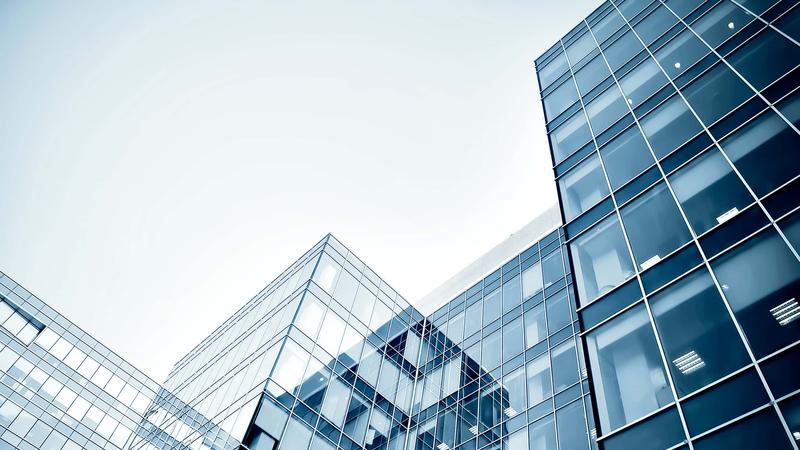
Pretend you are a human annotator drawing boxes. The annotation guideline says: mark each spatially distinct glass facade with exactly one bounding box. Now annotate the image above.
[536,0,800,448]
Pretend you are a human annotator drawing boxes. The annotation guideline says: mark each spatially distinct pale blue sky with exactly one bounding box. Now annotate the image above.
[0,0,600,381]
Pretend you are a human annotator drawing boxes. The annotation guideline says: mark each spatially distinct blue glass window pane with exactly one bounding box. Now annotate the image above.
[551,339,579,392]
[692,1,754,48]
[570,215,635,304]
[729,27,800,91]
[483,289,502,325]
[649,269,750,396]
[619,58,670,109]
[693,409,794,450]
[682,369,769,436]
[280,417,313,450]
[546,289,571,333]
[482,330,502,370]
[556,400,589,450]
[542,248,564,288]
[655,28,710,79]
[575,55,611,96]
[503,276,522,314]
[620,183,692,271]
[528,415,557,450]
[551,112,593,163]
[544,80,579,121]
[599,125,654,189]
[712,230,800,358]
[668,148,753,235]
[525,303,547,348]
[503,316,524,362]
[640,94,704,159]
[617,0,649,21]
[682,63,753,126]
[604,31,645,72]
[586,86,629,133]
[665,0,703,18]
[539,51,569,89]
[633,5,677,45]
[559,154,610,221]
[567,31,597,66]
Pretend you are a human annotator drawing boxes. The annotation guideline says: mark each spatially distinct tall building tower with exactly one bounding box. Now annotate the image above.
[535,0,800,449]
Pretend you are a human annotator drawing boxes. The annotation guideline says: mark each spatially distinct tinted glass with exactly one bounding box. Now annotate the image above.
[551,112,593,163]
[575,55,611,95]
[668,148,754,235]
[600,125,654,189]
[539,51,569,88]
[523,260,544,299]
[557,400,589,450]
[542,248,564,287]
[503,316,524,361]
[559,154,610,221]
[650,269,750,396]
[525,303,547,347]
[551,339,579,392]
[620,183,693,271]
[529,415,557,450]
[641,94,704,158]
[692,0,754,48]
[682,62,753,126]
[586,85,629,133]
[654,28,710,79]
[570,215,636,304]
[567,31,597,66]
[547,289,572,333]
[544,80,579,121]
[619,58,670,109]
[728,27,800,91]
[693,409,794,450]
[527,353,553,405]
[634,5,677,45]
[712,230,800,358]
[586,305,673,432]
[591,10,625,44]
[604,31,645,72]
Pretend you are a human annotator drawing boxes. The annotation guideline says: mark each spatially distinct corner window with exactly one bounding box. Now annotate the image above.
[544,79,580,121]
[559,154,610,221]
[539,51,569,89]
[570,215,635,304]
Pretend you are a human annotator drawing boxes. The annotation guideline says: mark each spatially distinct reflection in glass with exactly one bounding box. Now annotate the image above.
[570,215,635,304]
[559,154,610,221]
[619,58,669,109]
[551,112,593,163]
[669,148,753,235]
[585,85,629,133]
[692,0,753,48]
[527,353,553,405]
[557,400,589,450]
[575,55,611,95]
[599,125,654,189]
[603,31,644,72]
[542,248,564,287]
[529,414,557,450]
[712,230,800,358]
[621,183,692,270]
[503,367,527,417]
[547,289,572,333]
[640,94,704,159]
[682,63,752,126]
[729,27,800,91]
[650,269,750,396]
[586,305,673,432]
[522,261,544,299]
[525,303,548,348]
[539,51,569,88]
[654,28,710,79]
[633,5,677,45]
[544,80,579,121]
[503,317,524,362]
[567,31,596,66]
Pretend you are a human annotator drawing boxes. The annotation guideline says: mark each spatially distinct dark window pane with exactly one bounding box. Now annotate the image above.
[683,62,753,126]
[621,183,693,271]
[693,409,794,450]
[729,27,800,91]
[650,269,751,396]
[539,51,569,89]
[551,112,593,163]
[604,31,645,72]
[641,94,704,158]
[692,0,755,48]
[586,305,673,431]
[567,31,597,66]
[682,369,769,436]
[655,28,710,79]
[544,79,579,121]
[592,9,625,44]
[575,55,611,96]
[546,289,572,333]
[570,215,636,304]
[551,338,579,392]
[774,4,800,42]
[618,0,650,21]
[634,5,677,45]
[712,230,800,358]
[736,0,780,15]
[600,125,654,189]
[619,58,670,109]
[602,407,685,450]
[668,148,754,235]
[558,154,610,221]
[556,400,589,450]
[718,108,800,197]
[665,0,703,18]
[778,394,800,442]
[586,85,629,133]
[782,211,800,255]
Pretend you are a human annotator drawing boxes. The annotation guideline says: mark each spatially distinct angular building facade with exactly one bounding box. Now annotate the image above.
[535,0,800,448]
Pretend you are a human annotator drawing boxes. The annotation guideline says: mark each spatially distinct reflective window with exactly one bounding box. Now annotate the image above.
[557,400,589,450]
[503,275,522,314]
[529,415,557,450]
[620,57,670,111]
[692,0,754,48]
[575,55,611,95]
[544,79,579,121]
[586,305,673,432]
[665,0,703,18]
[729,27,800,91]
[693,409,794,450]
[668,148,753,235]
[567,31,597,66]
[551,112,593,163]
[591,10,625,44]
[736,0,779,14]
[586,85,629,133]
[503,366,527,417]
[482,330,502,370]
[344,391,370,444]
[650,269,750,396]
[682,62,753,126]
[552,338,579,392]
[655,28,710,79]
[464,300,482,338]
[483,289,502,325]
[712,230,800,358]
[718,109,800,197]
[542,248,564,287]
[570,215,636,304]
[526,354,553,405]
[599,125,654,189]
[271,340,310,395]
[621,183,693,271]
[618,0,649,20]
[547,289,572,333]
[559,154,610,221]
[640,94,704,158]
[525,303,548,347]
[539,51,569,89]
[604,31,645,72]
[503,316,524,361]
[634,5,677,45]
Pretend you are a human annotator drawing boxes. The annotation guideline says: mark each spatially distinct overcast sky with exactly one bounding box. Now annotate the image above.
[0,0,600,381]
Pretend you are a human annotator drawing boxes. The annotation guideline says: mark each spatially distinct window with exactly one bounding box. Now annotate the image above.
[599,125,654,189]
[352,284,376,325]
[668,148,753,235]
[344,391,370,444]
[559,154,610,221]
[503,275,522,314]
[551,339,579,392]
[539,51,569,89]
[729,27,800,91]
[557,401,589,450]
[503,316,524,362]
[682,62,753,126]
[633,5,677,45]
[526,353,553,405]
[567,31,596,65]
[542,248,564,287]
[693,409,794,450]
[619,58,670,109]
[621,183,693,271]
[464,300,482,338]
[654,28,710,79]
[586,305,673,432]
[551,112,593,163]
[0,298,42,345]
[570,215,636,304]
[712,230,800,358]
[617,0,649,20]
[483,289,502,325]
[665,0,703,18]
[296,296,325,340]
[692,0,754,48]
[482,330,502,370]
[544,79,579,121]
[271,340,310,395]
[313,253,340,293]
[591,10,625,44]
[318,310,346,356]
[603,31,644,72]
[585,85,629,133]
[522,261,544,299]
[640,94,704,158]
[525,303,547,347]
[546,289,572,333]
[649,269,750,396]
[575,55,611,95]
[503,366,527,417]
[529,415,557,450]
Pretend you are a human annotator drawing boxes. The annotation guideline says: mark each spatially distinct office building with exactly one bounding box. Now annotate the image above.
[535,0,800,448]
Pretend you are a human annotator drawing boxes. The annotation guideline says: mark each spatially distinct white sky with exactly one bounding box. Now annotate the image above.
[0,0,600,381]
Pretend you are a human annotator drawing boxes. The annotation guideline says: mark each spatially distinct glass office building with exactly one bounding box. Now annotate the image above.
[535,0,800,448]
